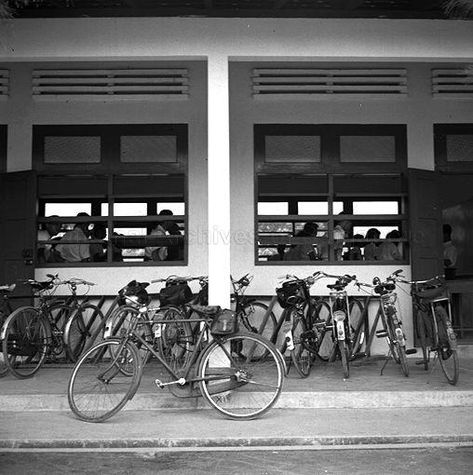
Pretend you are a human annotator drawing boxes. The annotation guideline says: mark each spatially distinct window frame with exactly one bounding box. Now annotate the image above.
[254,124,408,265]
[0,125,6,173]
[434,123,473,173]
[34,124,188,267]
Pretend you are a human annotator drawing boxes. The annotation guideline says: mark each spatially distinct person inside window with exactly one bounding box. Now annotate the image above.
[37,216,61,264]
[89,223,107,262]
[145,209,182,261]
[51,212,91,263]
[344,234,364,261]
[363,228,381,261]
[285,221,319,261]
[378,229,402,261]
[443,224,458,279]
[333,215,353,261]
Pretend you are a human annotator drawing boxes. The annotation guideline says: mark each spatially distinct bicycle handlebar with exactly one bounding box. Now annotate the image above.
[151,275,208,285]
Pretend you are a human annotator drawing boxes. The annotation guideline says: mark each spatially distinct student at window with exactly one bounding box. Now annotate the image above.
[51,212,91,263]
[285,221,319,261]
[89,223,107,262]
[37,216,61,264]
[363,228,381,261]
[145,209,182,261]
[378,230,402,261]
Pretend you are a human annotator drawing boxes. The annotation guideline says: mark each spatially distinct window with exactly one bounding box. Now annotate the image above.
[34,124,187,266]
[255,124,408,264]
[434,124,473,172]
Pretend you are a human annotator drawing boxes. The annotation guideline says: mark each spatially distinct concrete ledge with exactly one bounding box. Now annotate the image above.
[2,389,473,412]
[2,434,473,450]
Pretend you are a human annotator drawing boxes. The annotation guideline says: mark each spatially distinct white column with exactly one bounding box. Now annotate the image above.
[207,55,231,307]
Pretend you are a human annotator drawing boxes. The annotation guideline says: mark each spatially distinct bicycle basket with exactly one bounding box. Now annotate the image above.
[276,281,303,308]
[159,281,193,306]
[118,280,150,307]
[210,308,239,336]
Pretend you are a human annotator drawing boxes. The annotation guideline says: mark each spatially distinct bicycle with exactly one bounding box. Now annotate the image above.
[311,272,358,379]
[67,283,285,423]
[0,283,16,377]
[1,275,100,378]
[354,270,412,377]
[395,272,459,385]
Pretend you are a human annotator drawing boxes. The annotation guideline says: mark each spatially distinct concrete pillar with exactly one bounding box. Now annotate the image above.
[207,55,230,307]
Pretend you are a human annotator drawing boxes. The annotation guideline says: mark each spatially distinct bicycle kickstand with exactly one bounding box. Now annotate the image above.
[379,350,392,376]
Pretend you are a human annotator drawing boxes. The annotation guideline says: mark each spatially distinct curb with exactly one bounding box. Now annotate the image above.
[2,434,473,450]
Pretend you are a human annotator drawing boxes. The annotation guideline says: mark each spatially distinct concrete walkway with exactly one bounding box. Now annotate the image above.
[1,353,472,450]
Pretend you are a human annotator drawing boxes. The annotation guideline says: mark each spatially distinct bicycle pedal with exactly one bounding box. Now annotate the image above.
[352,352,367,360]
[154,379,165,389]
[406,348,417,355]
[375,330,388,338]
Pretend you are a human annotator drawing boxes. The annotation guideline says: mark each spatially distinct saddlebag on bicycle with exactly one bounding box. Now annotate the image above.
[415,285,447,301]
[159,281,193,306]
[118,280,151,307]
[210,308,239,336]
[276,281,303,308]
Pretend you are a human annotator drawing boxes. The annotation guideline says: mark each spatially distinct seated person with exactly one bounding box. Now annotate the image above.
[285,222,319,261]
[37,217,61,263]
[89,223,107,262]
[378,230,402,261]
[52,212,91,263]
[145,210,182,261]
[363,228,381,260]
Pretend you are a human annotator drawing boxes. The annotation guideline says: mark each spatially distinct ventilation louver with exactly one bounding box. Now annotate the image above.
[432,68,473,98]
[252,68,408,98]
[32,69,189,100]
[0,70,9,99]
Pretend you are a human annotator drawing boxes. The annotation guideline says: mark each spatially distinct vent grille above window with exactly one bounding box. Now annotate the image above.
[252,68,408,98]
[432,68,473,98]
[0,70,9,99]
[32,69,189,100]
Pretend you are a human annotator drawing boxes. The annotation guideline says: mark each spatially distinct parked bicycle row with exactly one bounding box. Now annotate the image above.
[0,268,459,422]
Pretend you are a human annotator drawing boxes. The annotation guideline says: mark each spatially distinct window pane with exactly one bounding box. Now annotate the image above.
[157,202,185,215]
[340,136,395,163]
[446,135,473,162]
[353,201,399,215]
[257,202,289,215]
[298,202,328,215]
[101,203,148,217]
[45,203,92,216]
[120,136,177,163]
[44,136,101,163]
[265,136,320,163]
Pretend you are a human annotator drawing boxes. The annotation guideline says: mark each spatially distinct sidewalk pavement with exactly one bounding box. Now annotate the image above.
[1,351,473,450]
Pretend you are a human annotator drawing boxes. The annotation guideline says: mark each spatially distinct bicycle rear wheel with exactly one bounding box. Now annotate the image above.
[290,311,312,378]
[435,306,459,385]
[156,306,194,371]
[68,339,142,423]
[64,303,104,362]
[314,301,334,362]
[338,340,350,379]
[198,332,284,420]
[389,319,409,377]
[349,299,366,358]
[0,310,9,377]
[2,307,49,379]
[240,301,276,345]
[416,310,429,371]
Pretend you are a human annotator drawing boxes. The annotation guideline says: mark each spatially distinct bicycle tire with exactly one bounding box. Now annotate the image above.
[435,306,459,385]
[338,339,350,379]
[314,301,334,362]
[0,310,9,377]
[416,310,429,371]
[388,316,409,377]
[64,303,105,362]
[198,332,284,420]
[2,307,49,379]
[106,306,153,375]
[68,338,142,423]
[240,301,276,343]
[156,306,194,372]
[349,299,366,358]
[290,311,312,378]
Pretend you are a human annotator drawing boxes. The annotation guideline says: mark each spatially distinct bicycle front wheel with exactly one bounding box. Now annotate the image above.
[436,306,459,385]
[2,307,49,379]
[68,339,142,423]
[349,299,366,358]
[198,332,284,420]
[338,340,349,379]
[314,301,334,362]
[64,303,104,362]
[290,312,312,378]
[0,310,9,377]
